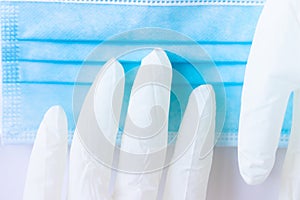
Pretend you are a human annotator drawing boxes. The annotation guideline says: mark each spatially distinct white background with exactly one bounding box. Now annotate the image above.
[0,145,286,200]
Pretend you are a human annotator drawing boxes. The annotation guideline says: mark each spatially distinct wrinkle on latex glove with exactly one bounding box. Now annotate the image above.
[68,59,124,200]
[114,49,172,200]
[238,0,300,185]
[163,85,215,200]
[23,106,68,200]
[279,90,300,200]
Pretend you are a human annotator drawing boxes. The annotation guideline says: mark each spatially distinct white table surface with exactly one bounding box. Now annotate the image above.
[0,145,285,200]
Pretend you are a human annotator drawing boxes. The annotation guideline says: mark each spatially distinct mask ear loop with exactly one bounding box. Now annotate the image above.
[279,89,300,200]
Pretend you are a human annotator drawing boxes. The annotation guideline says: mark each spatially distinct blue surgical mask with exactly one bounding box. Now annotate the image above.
[2,0,290,146]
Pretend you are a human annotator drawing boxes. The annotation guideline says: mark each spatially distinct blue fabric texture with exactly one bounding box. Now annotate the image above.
[1,0,290,146]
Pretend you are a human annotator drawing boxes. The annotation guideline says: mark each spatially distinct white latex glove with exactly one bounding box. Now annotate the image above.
[238,0,300,187]
[24,49,216,200]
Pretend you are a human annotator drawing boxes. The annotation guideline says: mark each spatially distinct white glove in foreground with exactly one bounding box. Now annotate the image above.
[163,85,215,200]
[238,0,300,185]
[23,106,68,200]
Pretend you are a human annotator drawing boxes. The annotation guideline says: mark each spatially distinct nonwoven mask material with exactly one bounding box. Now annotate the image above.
[1,0,291,146]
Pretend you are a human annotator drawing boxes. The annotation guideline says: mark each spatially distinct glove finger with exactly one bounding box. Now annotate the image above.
[23,106,68,200]
[68,59,124,200]
[114,48,172,200]
[163,84,215,200]
[238,75,291,185]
